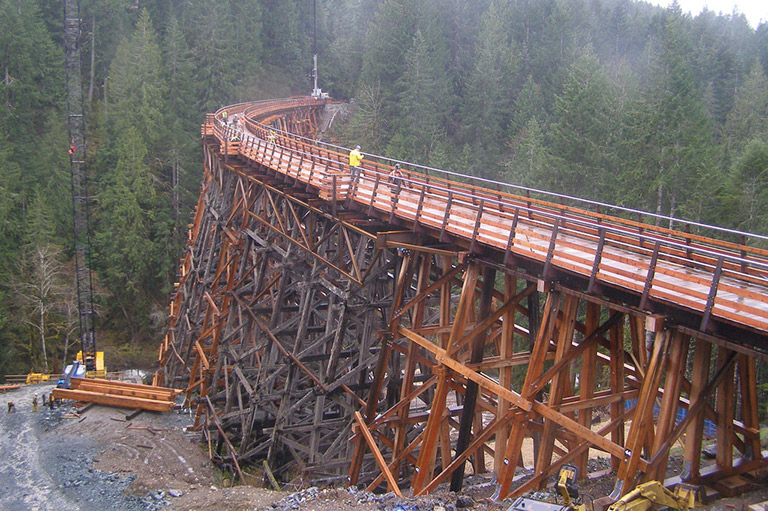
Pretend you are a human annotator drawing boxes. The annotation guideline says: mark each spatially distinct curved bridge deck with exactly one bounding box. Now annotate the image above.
[219,99,768,341]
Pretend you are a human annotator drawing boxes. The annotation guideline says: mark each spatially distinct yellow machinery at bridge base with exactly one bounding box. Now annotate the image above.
[75,350,107,378]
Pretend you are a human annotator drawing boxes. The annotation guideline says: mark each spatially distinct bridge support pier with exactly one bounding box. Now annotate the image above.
[349,255,768,500]
[159,143,398,484]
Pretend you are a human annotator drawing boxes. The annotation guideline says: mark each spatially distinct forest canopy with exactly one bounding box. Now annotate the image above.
[1,0,767,375]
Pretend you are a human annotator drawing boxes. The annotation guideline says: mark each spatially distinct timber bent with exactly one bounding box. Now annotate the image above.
[157,97,768,501]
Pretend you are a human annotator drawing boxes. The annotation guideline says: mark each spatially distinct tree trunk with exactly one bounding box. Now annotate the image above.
[668,193,677,230]
[173,154,180,235]
[655,182,664,225]
[39,307,48,373]
[62,332,71,370]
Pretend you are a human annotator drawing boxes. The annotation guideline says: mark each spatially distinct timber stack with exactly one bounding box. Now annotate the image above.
[52,378,181,412]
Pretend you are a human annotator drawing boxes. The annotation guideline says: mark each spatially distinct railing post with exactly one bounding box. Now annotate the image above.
[332,175,337,217]
[588,227,606,294]
[640,241,661,310]
[368,174,381,216]
[306,156,317,192]
[504,208,520,265]
[700,256,724,332]
[740,234,747,272]
[296,153,305,182]
[542,217,561,278]
[526,189,532,218]
[439,192,453,243]
[470,200,485,253]
[414,185,426,232]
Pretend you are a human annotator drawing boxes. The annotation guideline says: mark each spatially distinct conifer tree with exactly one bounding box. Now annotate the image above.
[543,51,620,201]
[163,14,198,252]
[460,0,521,176]
[390,5,454,165]
[184,1,236,112]
[0,0,63,168]
[626,8,716,223]
[359,0,418,112]
[725,62,768,154]
[94,127,166,342]
[730,139,768,238]
[108,9,166,155]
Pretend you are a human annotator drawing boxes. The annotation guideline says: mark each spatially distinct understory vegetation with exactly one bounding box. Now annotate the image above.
[1,0,767,389]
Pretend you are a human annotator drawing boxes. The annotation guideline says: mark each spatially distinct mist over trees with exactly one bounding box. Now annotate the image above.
[1,0,767,374]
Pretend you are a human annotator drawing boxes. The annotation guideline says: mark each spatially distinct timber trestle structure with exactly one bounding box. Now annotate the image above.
[157,98,768,499]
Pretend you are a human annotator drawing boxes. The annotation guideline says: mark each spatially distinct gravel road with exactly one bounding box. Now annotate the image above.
[0,383,154,511]
[2,382,766,511]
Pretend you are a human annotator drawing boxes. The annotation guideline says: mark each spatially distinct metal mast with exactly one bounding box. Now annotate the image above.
[311,0,326,98]
[64,0,97,370]
[313,0,318,93]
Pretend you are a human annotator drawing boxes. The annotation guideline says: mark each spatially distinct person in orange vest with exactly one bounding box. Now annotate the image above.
[349,145,364,178]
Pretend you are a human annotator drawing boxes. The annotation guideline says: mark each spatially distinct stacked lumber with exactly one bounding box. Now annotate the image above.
[52,378,181,412]
[0,384,21,393]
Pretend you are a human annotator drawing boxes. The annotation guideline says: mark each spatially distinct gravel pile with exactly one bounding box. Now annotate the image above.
[264,486,481,511]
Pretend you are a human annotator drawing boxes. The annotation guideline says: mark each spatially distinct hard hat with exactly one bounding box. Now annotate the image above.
[34,393,37,396]
[394,163,401,169]
[355,145,361,150]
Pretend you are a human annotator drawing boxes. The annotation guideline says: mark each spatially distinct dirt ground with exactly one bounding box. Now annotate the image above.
[2,382,768,511]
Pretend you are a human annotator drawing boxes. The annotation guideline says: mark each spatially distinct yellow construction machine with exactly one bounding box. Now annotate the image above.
[605,481,701,511]
[75,350,107,378]
[25,373,51,384]
[507,466,698,511]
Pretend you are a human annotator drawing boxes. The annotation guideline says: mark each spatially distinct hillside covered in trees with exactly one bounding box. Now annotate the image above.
[1,0,767,376]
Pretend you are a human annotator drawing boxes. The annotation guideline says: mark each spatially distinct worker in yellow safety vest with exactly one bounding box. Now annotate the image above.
[349,145,364,178]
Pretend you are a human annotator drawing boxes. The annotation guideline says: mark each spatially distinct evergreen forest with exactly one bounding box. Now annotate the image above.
[1,0,768,385]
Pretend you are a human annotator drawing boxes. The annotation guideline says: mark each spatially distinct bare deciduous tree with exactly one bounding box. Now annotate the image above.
[9,243,67,373]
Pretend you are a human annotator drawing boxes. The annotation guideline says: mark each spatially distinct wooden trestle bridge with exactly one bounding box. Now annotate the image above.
[155,97,768,501]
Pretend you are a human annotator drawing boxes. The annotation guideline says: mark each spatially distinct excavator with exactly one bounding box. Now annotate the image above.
[506,465,699,511]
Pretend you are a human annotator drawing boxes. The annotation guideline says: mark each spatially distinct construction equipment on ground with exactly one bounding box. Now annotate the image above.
[507,467,698,511]
[74,350,107,378]
[604,481,698,511]
[507,466,590,511]
[25,373,51,384]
